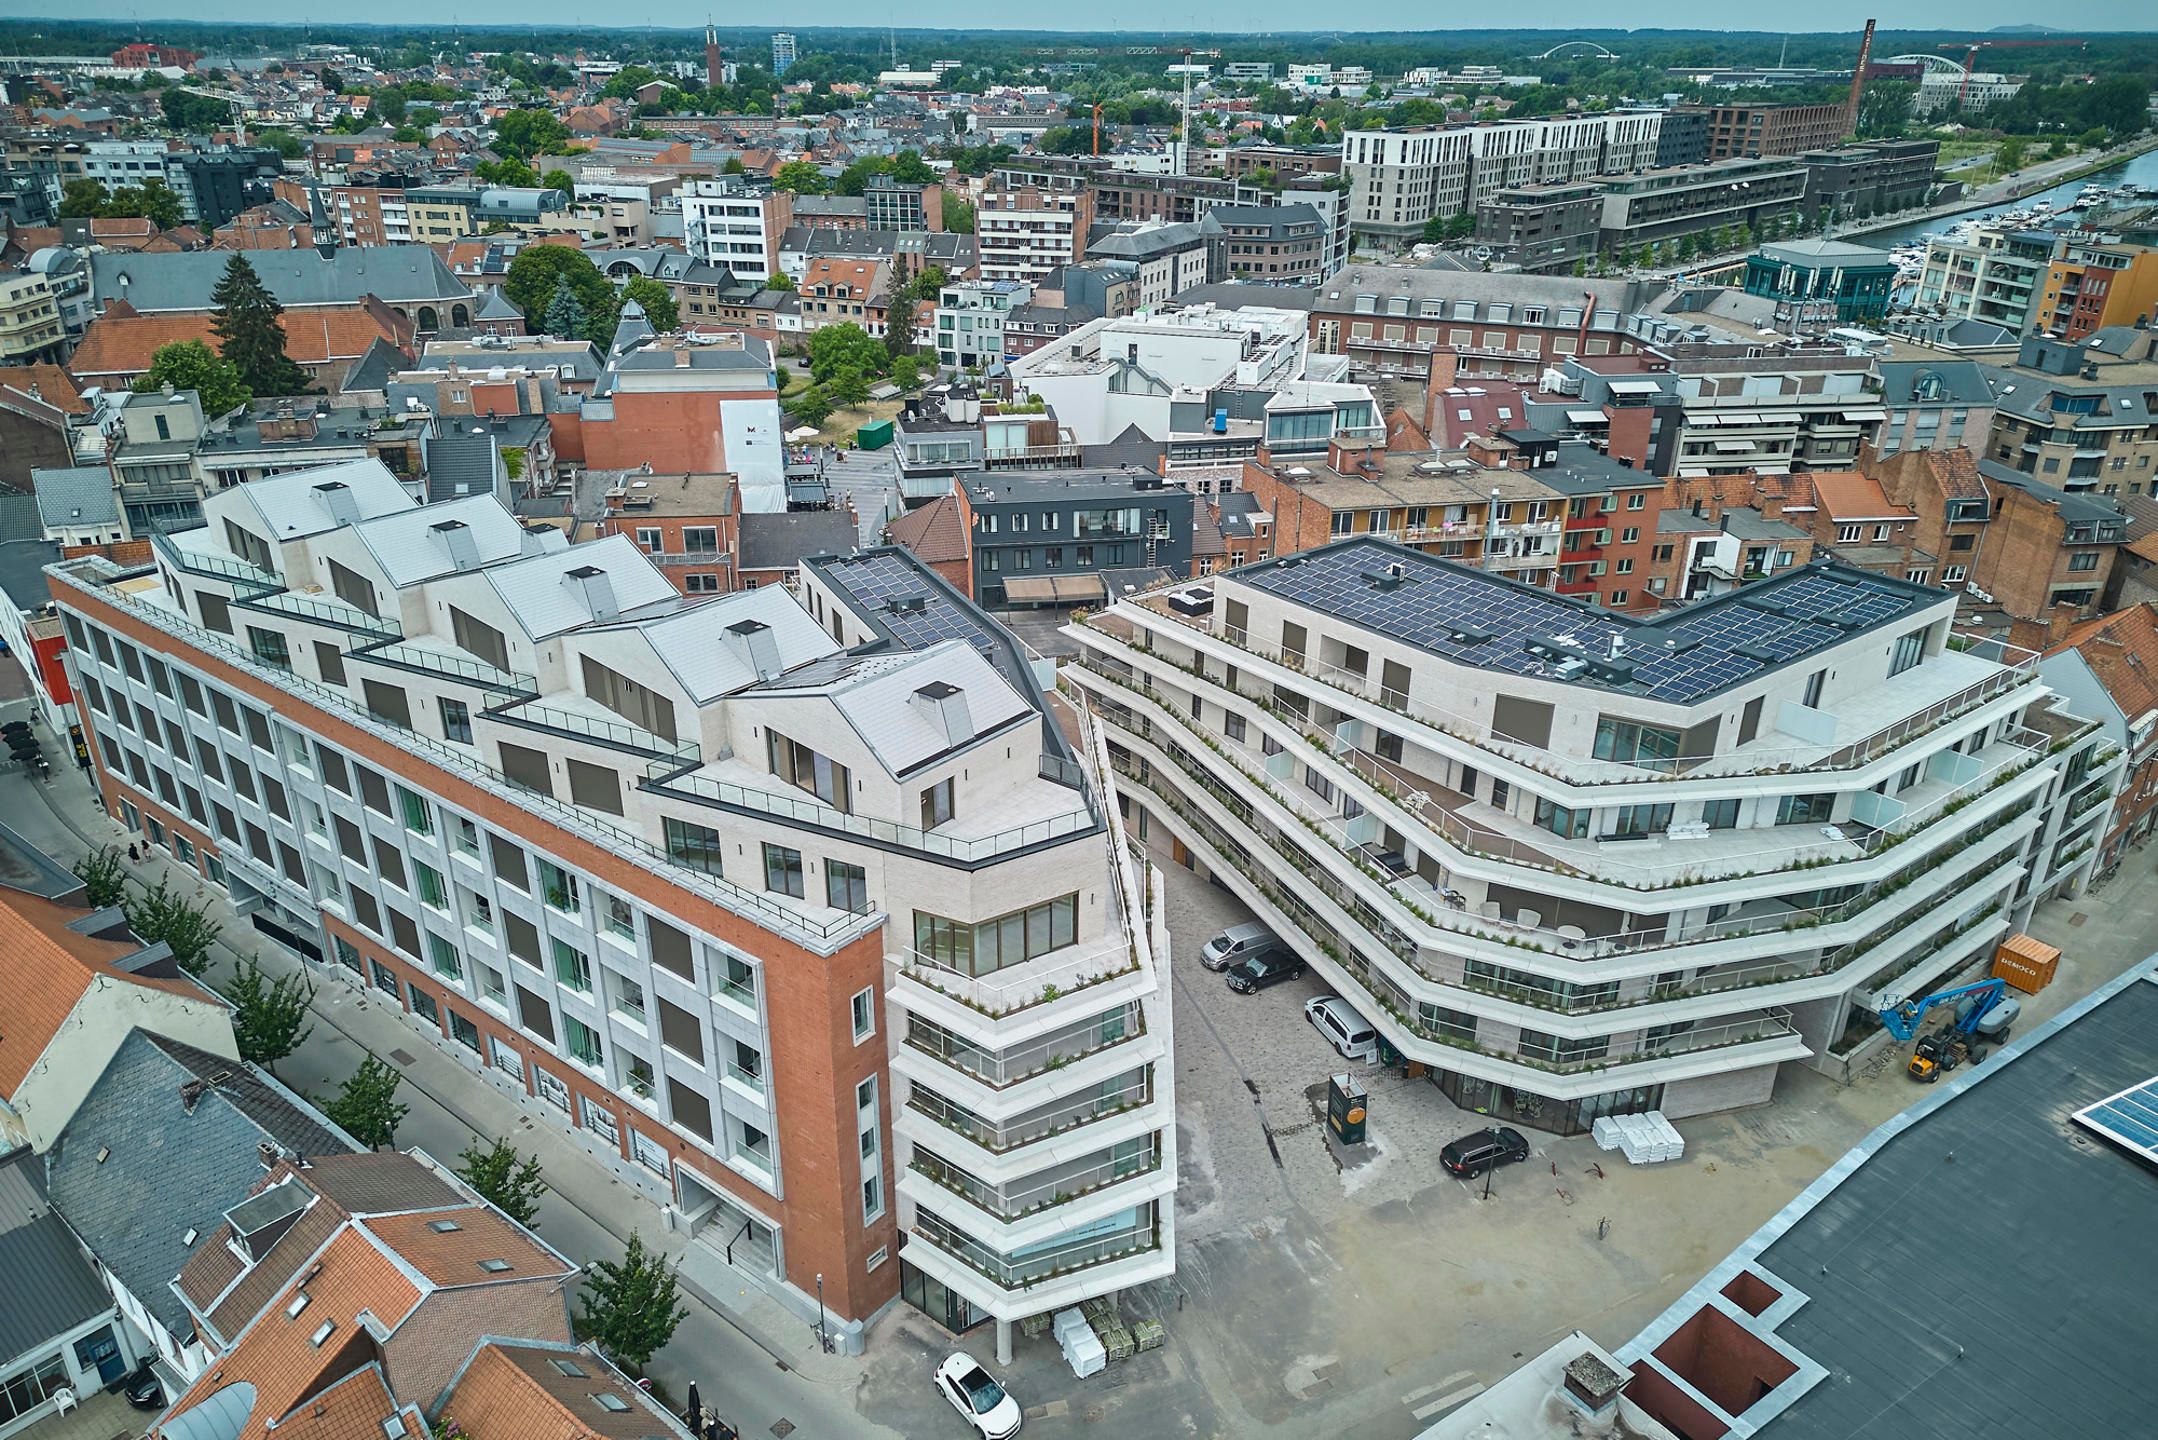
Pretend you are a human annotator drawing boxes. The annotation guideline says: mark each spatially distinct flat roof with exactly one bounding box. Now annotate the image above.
[1226,536,1941,706]
[1627,965,2158,1440]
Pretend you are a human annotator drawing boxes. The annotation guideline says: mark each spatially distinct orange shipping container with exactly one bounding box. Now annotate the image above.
[1992,933,2061,994]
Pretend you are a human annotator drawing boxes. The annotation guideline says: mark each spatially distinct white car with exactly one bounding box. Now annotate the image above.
[935,1352,1021,1439]
[1305,994,1379,1062]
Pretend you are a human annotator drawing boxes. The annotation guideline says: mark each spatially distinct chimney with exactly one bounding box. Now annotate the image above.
[724,618,783,680]
[910,680,975,748]
[312,480,361,524]
[1559,1346,1632,1421]
[2049,598,2083,643]
[562,564,619,622]
[431,518,481,571]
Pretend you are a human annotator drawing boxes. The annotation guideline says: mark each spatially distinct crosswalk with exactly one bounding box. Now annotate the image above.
[1400,1371,1485,1425]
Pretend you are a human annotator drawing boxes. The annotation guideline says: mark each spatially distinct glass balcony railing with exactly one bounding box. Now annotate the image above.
[910,1138,1161,1221]
[912,1206,1160,1291]
[907,1071,1153,1154]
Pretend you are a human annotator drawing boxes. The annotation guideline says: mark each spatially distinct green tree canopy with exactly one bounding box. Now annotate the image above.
[134,340,251,416]
[160,89,232,132]
[763,271,797,292]
[504,245,614,335]
[941,194,975,234]
[229,956,314,1076]
[475,158,540,187]
[456,1138,550,1228]
[771,160,831,194]
[73,848,128,908]
[492,107,570,160]
[57,179,108,219]
[543,275,589,342]
[323,1056,407,1150]
[210,254,311,399]
[807,322,888,381]
[579,1232,688,1375]
[124,876,223,975]
[619,275,678,333]
[542,168,576,197]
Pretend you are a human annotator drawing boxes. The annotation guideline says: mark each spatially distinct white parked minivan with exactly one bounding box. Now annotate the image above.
[1306,995,1379,1062]
[1201,922,1279,972]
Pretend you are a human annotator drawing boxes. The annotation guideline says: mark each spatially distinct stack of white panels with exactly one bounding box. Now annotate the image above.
[1609,1112,1685,1164]
[1056,1308,1106,1377]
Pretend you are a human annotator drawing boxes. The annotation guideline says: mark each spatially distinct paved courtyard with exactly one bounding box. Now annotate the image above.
[850,837,2158,1440]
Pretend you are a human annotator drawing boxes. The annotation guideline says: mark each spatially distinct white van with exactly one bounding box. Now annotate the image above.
[1201,922,1279,972]
[1305,995,1379,1062]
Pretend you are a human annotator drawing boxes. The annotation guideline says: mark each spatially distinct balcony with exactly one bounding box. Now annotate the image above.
[902,1003,1146,1090]
[910,1206,1162,1293]
[906,1070,1153,1154]
[909,1136,1161,1222]
[896,935,1139,1019]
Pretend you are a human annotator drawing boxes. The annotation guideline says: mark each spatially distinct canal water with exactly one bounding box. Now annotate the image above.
[1853,147,2158,249]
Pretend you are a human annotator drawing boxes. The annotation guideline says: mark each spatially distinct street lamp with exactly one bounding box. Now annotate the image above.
[815,1273,832,1353]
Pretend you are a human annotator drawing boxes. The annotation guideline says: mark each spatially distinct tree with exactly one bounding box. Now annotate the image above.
[134,340,251,416]
[228,956,314,1075]
[941,193,975,234]
[616,275,677,334]
[579,1232,688,1375]
[474,158,540,187]
[504,245,614,333]
[542,168,576,197]
[544,276,588,341]
[324,1056,408,1150]
[891,353,921,389]
[828,365,871,408]
[907,264,950,303]
[492,108,569,160]
[883,273,917,360]
[1636,244,1655,270]
[1037,126,1091,155]
[807,323,887,381]
[788,387,833,428]
[1856,80,1916,140]
[771,161,830,194]
[100,179,185,229]
[456,1138,550,1228]
[58,179,108,219]
[125,877,222,976]
[1995,137,2027,173]
[256,128,304,159]
[161,89,232,132]
[73,847,128,908]
[722,155,747,174]
[211,255,311,399]
[762,271,796,292]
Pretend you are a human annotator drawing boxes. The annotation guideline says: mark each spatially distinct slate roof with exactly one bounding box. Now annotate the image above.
[0,1145,112,1367]
[31,465,122,531]
[46,1031,350,1342]
[1875,359,1996,406]
[737,509,861,573]
[90,245,469,313]
[0,492,49,546]
[422,426,500,504]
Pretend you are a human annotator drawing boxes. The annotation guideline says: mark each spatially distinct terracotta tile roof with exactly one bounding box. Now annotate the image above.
[800,257,885,302]
[360,1204,572,1289]
[1808,470,1912,522]
[0,363,88,413]
[0,888,209,1096]
[155,1226,424,1440]
[885,492,968,564]
[1192,501,1225,559]
[440,1341,692,1440]
[199,1193,350,1346]
[69,296,413,383]
[2047,602,2158,724]
[251,1363,410,1440]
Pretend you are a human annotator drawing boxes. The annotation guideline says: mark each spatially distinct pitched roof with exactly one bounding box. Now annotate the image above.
[0,888,199,1097]
[32,465,122,530]
[0,1145,112,1369]
[0,363,88,413]
[885,492,968,564]
[439,1340,695,1440]
[2046,602,2158,725]
[69,297,412,381]
[1808,471,1912,523]
[90,244,470,313]
[358,1204,571,1289]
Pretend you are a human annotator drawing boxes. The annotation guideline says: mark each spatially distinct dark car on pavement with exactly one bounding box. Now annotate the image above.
[1225,949,1307,994]
[1440,1126,1530,1177]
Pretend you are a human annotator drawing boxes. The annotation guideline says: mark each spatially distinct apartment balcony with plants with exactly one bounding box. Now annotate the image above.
[888,702,1176,1344]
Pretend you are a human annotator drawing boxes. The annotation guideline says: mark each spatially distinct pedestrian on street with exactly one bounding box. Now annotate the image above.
[126,842,140,864]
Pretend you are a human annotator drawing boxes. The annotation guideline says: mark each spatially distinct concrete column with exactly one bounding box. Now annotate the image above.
[996,1316,1013,1365]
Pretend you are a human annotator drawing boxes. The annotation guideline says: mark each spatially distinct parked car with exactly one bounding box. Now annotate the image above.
[1305,995,1379,1062]
[1225,949,1306,994]
[935,1353,1021,1439]
[1201,922,1278,972]
[1440,1126,1531,1178]
[123,1364,164,1410]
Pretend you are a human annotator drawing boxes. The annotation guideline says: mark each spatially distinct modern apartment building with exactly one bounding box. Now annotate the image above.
[1794,140,1939,222]
[1070,539,2069,1135]
[2032,239,2158,343]
[1209,203,1331,282]
[772,32,797,76]
[1913,225,2060,333]
[1340,127,1474,242]
[681,177,795,280]
[1594,156,1809,256]
[48,463,1172,1364]
[977,186,1096,285]
[1566,345,1886,477]
[1341,114,1664,244]
[1695,102,1849,160]
[934,278,1031,370]
[0,267,65,365]
[1463,113,1665,211]
[1473,184,1604,274]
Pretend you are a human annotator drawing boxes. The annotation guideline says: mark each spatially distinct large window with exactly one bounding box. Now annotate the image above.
[0,1354,69,1425]
[1606,803,1673,840]
[582,655,678,740]
[827,859,869,914]
[1593,717,1680,767]
[1533,797,1590,839]
[664,817,725,876]
[768,730,851,812]
[762,843,805,898]
[913,893,1079,977]
[1776,793,1835,826]
[1889,627,1926,677]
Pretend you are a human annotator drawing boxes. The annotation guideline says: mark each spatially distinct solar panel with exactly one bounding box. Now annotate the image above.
[2073,1075,2158,1164]
[1237,539,1927,705]
[812,550,1032,696]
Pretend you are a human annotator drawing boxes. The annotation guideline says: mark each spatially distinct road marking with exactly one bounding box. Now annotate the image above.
[1402,1372,1478,1406]
[1411,1383,1486,1421]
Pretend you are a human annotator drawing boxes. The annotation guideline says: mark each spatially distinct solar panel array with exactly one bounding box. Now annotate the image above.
[811,549,1033,696]
[1238,539,1929,705]
[2073,1075,2158,1164]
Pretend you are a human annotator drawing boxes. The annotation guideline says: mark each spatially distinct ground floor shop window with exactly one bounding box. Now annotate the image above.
[1432,1069,1663,1136]
[901,1259,989,1335]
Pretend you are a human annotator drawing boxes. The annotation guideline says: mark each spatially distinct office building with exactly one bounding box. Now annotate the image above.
[1473,184,1604,274]
[1070,539,2067,1137]
[1696,102,1850,160]
[1652,108,1711,169]
[1742,239,1898,323]
[1209,203,1331,282]
[50,467,1170,1361]
[771,32,797,77]
[862,174,944,232]
[1795,140,1939,223]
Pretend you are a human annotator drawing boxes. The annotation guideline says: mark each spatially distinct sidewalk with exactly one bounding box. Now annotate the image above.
[11,755,897,1434]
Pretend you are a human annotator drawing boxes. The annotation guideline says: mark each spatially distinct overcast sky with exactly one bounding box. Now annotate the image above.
[22,2,2155,35]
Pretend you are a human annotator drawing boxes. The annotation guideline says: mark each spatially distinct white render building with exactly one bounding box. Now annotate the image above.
[47,459,1171,1363]
[1069,538,2081,1133]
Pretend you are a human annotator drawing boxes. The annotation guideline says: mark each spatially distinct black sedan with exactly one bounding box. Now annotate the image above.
[1225,950,1307,994]
[1440,1126,1531,1178]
